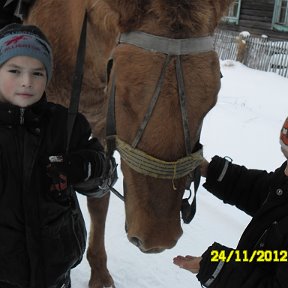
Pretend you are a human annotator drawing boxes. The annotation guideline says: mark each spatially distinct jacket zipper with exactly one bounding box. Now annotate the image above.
[20,108,25,125]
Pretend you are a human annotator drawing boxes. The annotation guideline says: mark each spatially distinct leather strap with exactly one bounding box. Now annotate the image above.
[119,31,214,55]
[66,11,87,153]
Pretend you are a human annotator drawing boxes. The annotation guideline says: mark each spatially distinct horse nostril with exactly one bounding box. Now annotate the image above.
[130,237,142,247]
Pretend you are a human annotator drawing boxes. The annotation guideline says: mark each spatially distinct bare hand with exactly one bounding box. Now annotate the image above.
[200,158,209,177]
[173,255,202,274]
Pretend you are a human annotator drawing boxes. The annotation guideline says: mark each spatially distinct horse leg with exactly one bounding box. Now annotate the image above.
[87,193,115,288]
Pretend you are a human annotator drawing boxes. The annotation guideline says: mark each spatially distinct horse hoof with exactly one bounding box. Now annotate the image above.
[88,277,115,288]
[89,285,115,288]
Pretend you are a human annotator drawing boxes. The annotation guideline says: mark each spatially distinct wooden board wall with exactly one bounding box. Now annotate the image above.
[219,0,288,41]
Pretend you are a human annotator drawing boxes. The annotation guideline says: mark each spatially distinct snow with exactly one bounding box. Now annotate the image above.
[71,60,288,287]
[239,31,250,38]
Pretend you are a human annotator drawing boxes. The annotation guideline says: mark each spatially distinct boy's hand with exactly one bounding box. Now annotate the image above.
[99,156,118,191]
[46,159,67,192]
[46,153,88,187]
[173,255,202,274]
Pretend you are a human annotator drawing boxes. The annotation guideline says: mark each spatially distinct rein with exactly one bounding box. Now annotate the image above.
[66,11,88,153]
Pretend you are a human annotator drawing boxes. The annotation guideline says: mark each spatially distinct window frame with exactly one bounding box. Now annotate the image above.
[222,0,242,25]
[273,0,288,32]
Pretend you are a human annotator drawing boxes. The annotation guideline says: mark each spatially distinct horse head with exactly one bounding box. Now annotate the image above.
[102,0,233,252]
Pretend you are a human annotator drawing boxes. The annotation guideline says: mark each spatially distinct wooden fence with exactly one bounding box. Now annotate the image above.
[214,29,288,78]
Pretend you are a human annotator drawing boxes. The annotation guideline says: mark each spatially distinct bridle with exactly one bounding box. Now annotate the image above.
[68,10,215,223]
[106,31,214,173]
[105,31,215,223]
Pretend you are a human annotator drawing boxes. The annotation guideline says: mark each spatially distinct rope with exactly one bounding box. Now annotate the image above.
[116,137,203,179]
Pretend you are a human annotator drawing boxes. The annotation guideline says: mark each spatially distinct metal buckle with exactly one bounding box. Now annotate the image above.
[49,155,64,163]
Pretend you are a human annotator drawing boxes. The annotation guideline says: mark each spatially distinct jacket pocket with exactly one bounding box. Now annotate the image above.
[41,195,87,286]
[254,221,284,251]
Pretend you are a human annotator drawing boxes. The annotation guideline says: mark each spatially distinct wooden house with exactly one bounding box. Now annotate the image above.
[219,0,288,40]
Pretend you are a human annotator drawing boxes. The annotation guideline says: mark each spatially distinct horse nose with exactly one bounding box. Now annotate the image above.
[127,232,180,253]
[130,236,142,248]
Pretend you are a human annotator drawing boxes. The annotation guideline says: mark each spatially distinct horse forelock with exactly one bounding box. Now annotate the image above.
[105,0,233,35]
[149,0,214,34]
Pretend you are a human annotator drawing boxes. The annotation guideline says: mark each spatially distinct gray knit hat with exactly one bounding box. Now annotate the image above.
[0,23,52,82]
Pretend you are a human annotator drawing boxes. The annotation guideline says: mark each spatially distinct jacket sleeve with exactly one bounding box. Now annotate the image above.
[203,156,277,216]
[0,150,3,193]
[197,242,288,288]
[67,113,107,196]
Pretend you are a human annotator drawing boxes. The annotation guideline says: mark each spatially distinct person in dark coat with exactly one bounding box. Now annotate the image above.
[173,117,288,287]
[0,23,117,288]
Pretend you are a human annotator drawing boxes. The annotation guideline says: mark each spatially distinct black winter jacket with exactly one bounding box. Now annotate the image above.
[0,97,104,288]
[197,156,288,288]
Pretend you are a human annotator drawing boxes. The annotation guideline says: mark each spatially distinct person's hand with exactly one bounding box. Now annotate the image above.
[200,158,209,177]
[46,152,89,188]
[46,156,68,192]
[173,255,202,274]
[99,156,118,191]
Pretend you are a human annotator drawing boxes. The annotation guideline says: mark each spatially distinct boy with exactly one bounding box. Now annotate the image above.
[173,117,288,287]
[0,23,116,288]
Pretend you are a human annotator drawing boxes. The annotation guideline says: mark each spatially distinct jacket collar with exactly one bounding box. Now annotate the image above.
[0,95,48,128]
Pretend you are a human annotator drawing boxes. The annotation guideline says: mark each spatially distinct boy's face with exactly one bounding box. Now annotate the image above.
[0,56,47,108]
[280,117,288,159]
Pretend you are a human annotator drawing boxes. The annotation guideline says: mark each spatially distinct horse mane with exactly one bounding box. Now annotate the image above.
[105,0,233,36]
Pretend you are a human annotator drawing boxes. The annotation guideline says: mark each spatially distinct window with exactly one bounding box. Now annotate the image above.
[222,0,241,24]
[273,0,288,32]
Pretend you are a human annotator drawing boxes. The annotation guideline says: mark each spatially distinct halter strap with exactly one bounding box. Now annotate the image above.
[119,31,214,55]
[132,55,171,148]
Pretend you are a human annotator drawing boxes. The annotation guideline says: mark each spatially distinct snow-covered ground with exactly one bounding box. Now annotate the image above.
[71,60,288,287]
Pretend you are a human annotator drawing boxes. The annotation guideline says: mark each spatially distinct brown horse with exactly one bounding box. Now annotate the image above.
[24,0,233,287]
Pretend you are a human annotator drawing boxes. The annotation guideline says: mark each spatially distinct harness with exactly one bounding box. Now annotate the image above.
[106,31,214,223]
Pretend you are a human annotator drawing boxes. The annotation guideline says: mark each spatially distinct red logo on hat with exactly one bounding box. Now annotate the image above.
[4,35,29,46]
